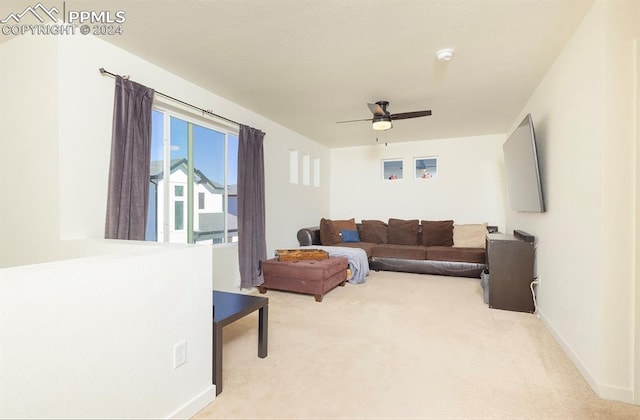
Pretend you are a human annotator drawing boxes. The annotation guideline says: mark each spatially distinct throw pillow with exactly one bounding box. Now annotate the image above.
[421,220,454,246]
[319,218,357,245]
[387,218,419,245]
[453,223,488,248]
[319,218,341,245]
[333,218,357,232]
[340,229,360,243]
[360,219,388,243]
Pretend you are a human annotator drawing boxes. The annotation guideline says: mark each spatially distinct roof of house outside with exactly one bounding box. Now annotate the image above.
[150,159,237,196]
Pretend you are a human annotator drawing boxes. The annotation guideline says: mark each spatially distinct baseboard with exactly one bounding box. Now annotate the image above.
[537,310,634,404]
[598,383,635,403]
[166,385,216,419]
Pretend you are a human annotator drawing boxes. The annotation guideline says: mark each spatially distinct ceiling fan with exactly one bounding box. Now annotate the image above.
[336,101,432,131]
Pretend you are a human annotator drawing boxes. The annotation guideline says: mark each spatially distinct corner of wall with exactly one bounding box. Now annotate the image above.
[167,386,216,419]
[0,34,61,266]
[633,0,640,405]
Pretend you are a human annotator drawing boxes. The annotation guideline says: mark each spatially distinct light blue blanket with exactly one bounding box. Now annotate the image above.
[301,245,369,284]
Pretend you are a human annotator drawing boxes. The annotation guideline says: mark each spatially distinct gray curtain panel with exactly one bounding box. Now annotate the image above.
[237,125,267,288]
[104,75,154,240]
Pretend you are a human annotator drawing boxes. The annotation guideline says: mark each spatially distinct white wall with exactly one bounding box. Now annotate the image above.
[600,0,637,399]
[505,0,638,402]
[0,240,214,419]
[635,1,640,404]
[0,35,60,268]
[330,135,505,228]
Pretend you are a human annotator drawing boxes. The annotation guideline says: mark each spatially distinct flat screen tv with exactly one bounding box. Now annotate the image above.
[503,113,545,213]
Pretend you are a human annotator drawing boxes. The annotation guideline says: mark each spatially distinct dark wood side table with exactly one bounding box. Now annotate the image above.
[486,231,535,313]
[212,290,268,395]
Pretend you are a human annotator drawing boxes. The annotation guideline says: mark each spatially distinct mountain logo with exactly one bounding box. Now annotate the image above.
[1,3,59,24]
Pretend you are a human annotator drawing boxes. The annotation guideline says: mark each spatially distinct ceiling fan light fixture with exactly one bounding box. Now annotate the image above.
[372,115,392,131]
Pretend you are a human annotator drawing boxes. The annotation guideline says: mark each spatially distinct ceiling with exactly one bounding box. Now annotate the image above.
[4,0,594,148]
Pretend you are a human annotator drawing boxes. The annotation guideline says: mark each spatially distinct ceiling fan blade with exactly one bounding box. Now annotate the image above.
[390,110,432,120]
[336,118,372,124]
[367,102,386,116]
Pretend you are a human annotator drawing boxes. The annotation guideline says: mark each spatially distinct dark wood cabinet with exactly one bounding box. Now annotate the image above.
[486,231,535,313]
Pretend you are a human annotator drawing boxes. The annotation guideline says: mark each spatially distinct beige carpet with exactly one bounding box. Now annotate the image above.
[194,271,640,419]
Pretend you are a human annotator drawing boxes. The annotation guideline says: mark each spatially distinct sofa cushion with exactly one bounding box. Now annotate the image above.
[371,244,427,260]
[334,218,357,232]
[453,223,488,248]
[421,220,454,246]
[426,246,486,264]
[360,220,388,244]
[319,218,357,245]
[387,218,419,245]
[319,218,341,245]
[338,242,377,258]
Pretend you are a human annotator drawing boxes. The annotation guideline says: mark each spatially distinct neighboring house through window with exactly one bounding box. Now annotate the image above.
[174,185,185,231]
[145,107,239,244]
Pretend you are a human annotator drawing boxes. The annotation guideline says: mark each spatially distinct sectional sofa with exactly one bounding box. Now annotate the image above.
[297,218,496,278]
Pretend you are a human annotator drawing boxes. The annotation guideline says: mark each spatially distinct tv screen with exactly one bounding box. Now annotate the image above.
[503,113,545,213]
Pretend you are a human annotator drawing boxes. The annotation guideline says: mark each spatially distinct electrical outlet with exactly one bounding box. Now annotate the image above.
[537,275,541,286]
[174,340,187,369]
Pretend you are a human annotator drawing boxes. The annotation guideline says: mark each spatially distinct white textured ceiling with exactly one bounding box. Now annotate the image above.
[4,0,595,147]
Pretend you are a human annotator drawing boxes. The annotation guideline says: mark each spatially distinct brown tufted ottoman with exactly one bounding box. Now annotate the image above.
[259,257,348,302]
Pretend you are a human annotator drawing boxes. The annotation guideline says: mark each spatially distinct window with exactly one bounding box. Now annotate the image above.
[146,107,239,244]
[302,154,310,186]
[313,158,320,187]
[289,150,298,184]
[174,201,184,230]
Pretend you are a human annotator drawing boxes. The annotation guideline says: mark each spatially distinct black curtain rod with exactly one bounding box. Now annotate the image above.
[99,67,240,127]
